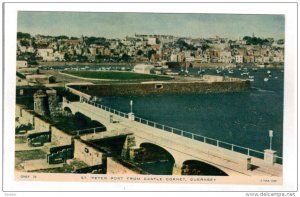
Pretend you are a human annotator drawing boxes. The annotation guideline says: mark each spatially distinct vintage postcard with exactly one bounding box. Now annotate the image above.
[2,2,298,194]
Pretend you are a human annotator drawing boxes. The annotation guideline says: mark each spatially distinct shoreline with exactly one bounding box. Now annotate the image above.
[37,61,284,69]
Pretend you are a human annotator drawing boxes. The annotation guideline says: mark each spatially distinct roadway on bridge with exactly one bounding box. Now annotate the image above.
[65,101,282,177]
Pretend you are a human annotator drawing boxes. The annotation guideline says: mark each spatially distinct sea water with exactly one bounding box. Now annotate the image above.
[100,68,284,157]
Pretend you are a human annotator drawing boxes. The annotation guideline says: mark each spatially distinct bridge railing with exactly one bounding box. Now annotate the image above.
[134,116,268,159]
[76,99,282,164]
[72,126,106,136]
[275,156,283,164]
[85,100,129,118]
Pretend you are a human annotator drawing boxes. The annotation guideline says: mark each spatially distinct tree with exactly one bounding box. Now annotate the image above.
[121,53,130,62]
[85,36,106,46]
[55,35,69,40]
[147,49,156,60]
[70,36,79,40]
[137,50,144,56]
[77,55,88,62]
[242,36,271,46]
[95,54,102,61]
[17,52,38,65]
[64,53,71,61]
[17,32,31,39]
[200,44,210,51]
[20,40,30,47]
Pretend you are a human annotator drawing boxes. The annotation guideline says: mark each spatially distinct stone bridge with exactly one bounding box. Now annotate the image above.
[62,98,282,177]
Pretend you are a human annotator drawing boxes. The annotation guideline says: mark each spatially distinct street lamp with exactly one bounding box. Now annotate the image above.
[269,130,273,150]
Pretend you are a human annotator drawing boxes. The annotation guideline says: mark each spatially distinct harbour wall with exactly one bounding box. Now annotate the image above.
[73,139,104,166]
[106,157,139,175]
[51,126,73,146]
[70,80,251,97]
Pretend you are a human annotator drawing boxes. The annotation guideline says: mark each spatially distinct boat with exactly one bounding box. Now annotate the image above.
[198,67,204,75]
[249,75,254,79]
[228,70,234,74]
[267,70,271,74]
[264,77,269,82]
[241,72,249,76]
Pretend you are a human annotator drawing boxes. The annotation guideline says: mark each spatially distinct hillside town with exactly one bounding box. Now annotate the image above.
[17,32,284,67]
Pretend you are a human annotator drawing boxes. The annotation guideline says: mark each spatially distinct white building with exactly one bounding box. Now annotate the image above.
[16,60,28,68]
[185,57,195,62]
[19,46,27,53]
[235,55,243,63]
[219,51,232,63]
[16,76,29,86]
[133,64,154,74]
[26,46,35,53]
[147,37,157,45]
[89,47,97,56]
[54,51,65,61]
[263,56,270,63]
[37,48,55,61]
[170,54,178,62]
[254,56,263,63]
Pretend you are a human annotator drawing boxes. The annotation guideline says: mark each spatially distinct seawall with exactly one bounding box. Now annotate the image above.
[70,80,251,97]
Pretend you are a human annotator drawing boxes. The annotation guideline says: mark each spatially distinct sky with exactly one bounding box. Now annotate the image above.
[17,11,285,39]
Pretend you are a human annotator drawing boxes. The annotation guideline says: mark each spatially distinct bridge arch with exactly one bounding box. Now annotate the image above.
[90,120,104,127]
[63,106,74,117]
[181,160,228,176]
[90,120,106,131]
[136,142,175,175]
[63,106,73,114]
[74,112,92,127]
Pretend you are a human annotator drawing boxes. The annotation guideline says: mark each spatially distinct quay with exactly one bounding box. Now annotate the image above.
[68,75,251,96]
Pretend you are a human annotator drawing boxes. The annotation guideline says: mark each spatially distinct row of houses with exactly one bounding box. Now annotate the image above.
[17,33,284,64]
[169,53,283,64]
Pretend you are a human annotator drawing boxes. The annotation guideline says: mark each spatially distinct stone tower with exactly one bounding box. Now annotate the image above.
[33,90,49,117]
[46,89,59,116]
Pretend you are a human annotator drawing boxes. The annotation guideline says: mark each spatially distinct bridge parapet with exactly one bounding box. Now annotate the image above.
[61,98,282,176]
[80,129,133,141]
[62,98,283,164]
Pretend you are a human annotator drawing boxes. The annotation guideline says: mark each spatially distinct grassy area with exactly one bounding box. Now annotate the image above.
[62,71,173,81]
[15,136,27,144]
[32,159,89,173]
[31,165,74,173]
[15,149,47,171]
[15,149,46,162]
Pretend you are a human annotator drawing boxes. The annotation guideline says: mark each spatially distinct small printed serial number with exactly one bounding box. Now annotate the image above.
[260,179,277,183]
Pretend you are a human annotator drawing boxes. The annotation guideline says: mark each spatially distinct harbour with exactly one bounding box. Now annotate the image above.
[96,68,284,158]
